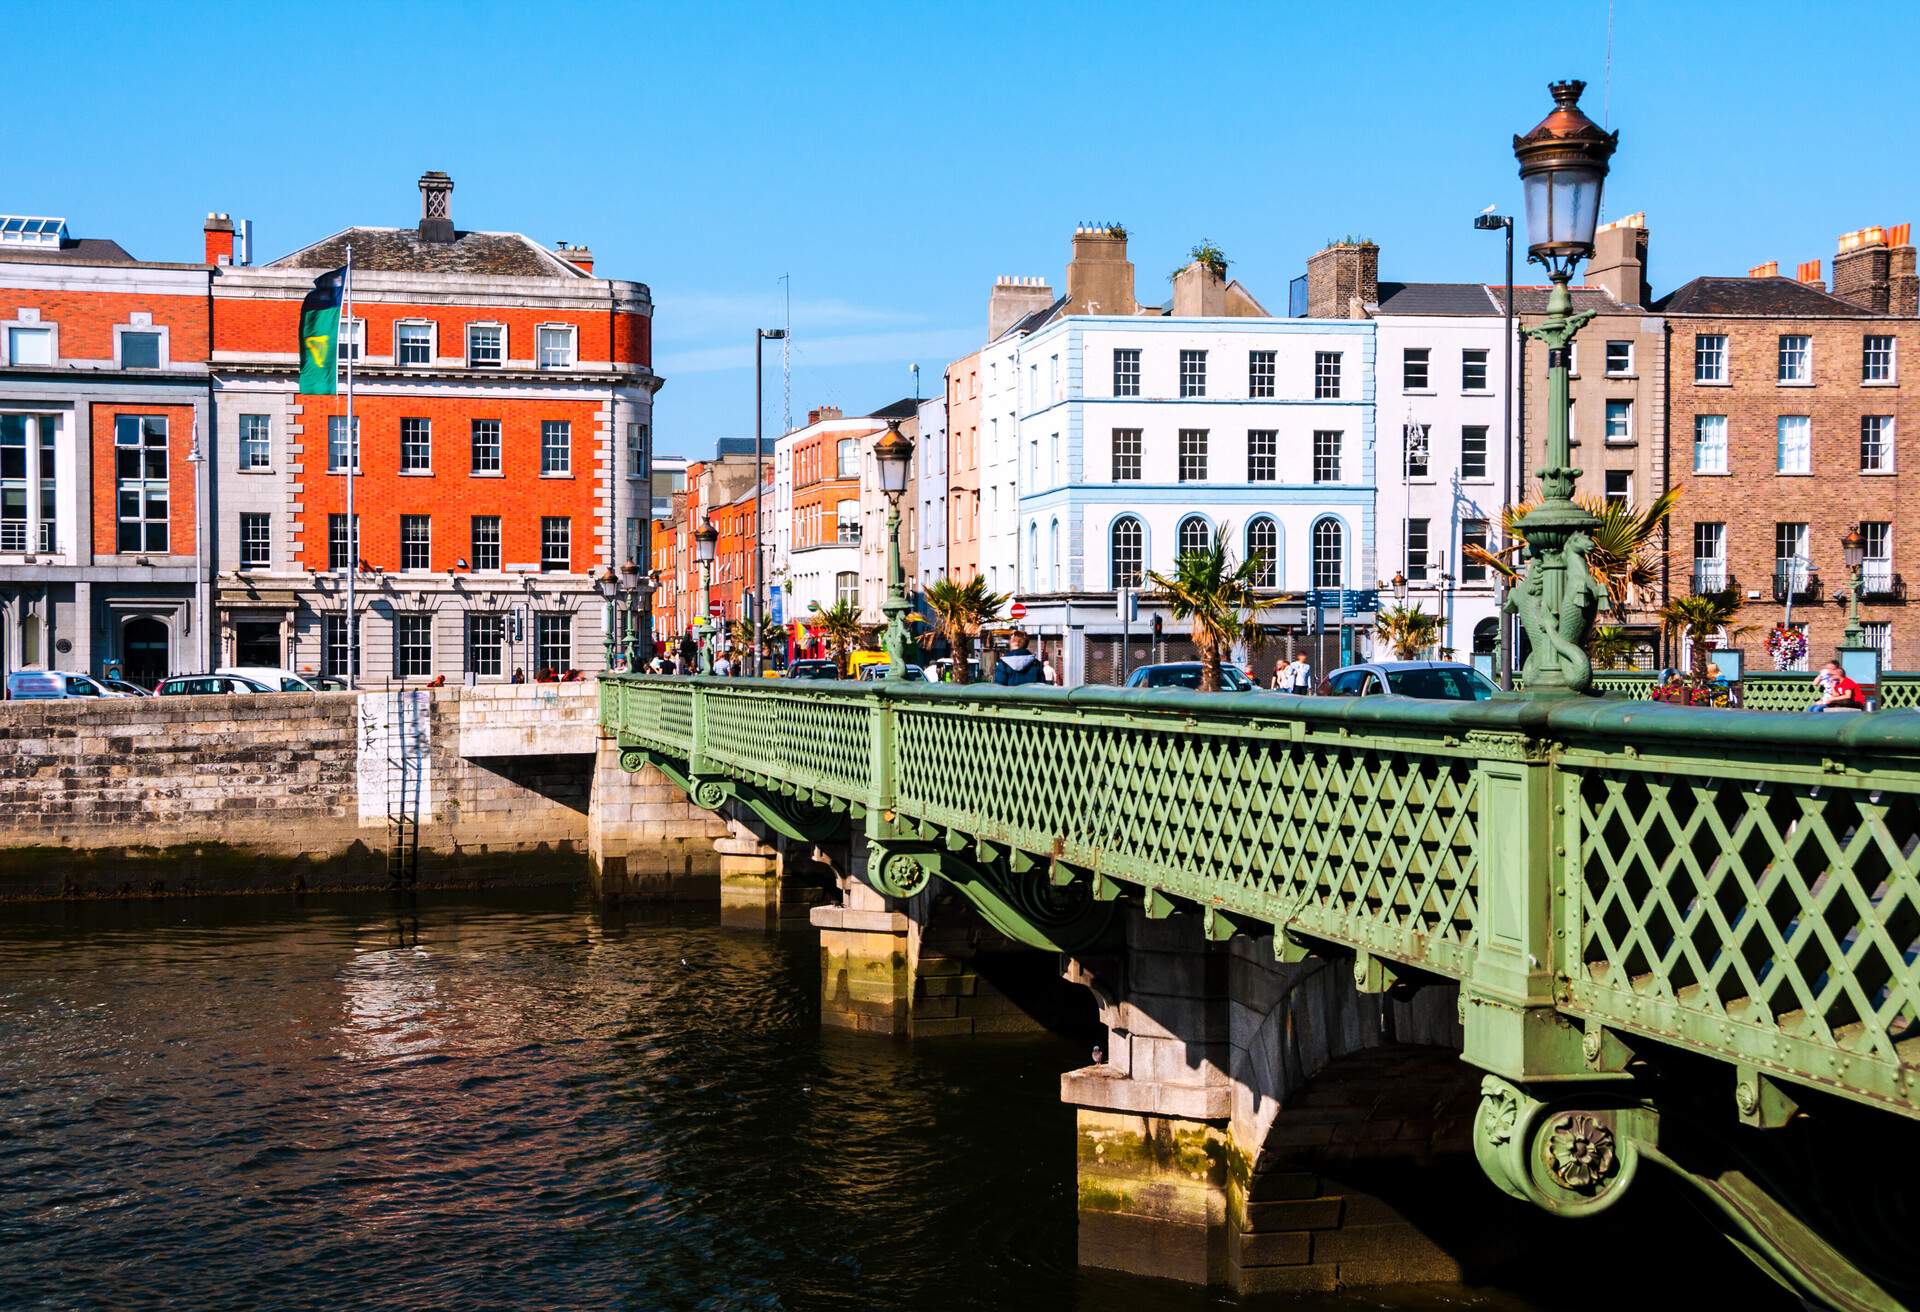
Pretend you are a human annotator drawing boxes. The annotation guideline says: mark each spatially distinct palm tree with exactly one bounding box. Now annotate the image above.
[813,600,869,676]
[924,575,1008,685]
[1463,488,1679,615]
[1145,523,1270,692]
[1374,605,1441,660]
[1588,625,1636,671]
[1659,590,1751,686]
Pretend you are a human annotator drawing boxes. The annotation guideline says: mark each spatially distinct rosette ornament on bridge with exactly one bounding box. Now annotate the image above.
[1473,1074,1642,1218]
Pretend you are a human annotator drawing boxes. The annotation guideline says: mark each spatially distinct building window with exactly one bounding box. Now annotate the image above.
[540,517,570,571]
[1113,349,1140,396]
[1406,518,1430,580]
[1177,515,1210,559]
[1777,415,1811,473]
[471,516,501,571]
[467,324,504,367]
[1864,334,1896,383]
[537,326,575,369]
[121,331,162,369]
[1604,399,1633,444]
[836,498,861,543]
[328,513,358,571]
[835,571,858,607]
[1862,416,1895,472]
[1404,423,1429,479]
[1028,522,1040,588]
[1050,519,1061,591]
[1248,350,1276,398]
[1694,522,1726,592]
[1694,334,1728,383]
[1311,519,1343,590]
[1461,519,1489,582]
[1778,335,1811,383]
[1028,437,1040,482]
[335,319,363,366]
[471,419,501,474]
[400,417,431,471]
[626,423,648,479]
[7,326,52,366]
[1313,430,1342,483]
[1111,516,1143,589]
[1462,348,1489,391]
[1864,622,1892,665]
[1403,348,1430,391]
[1178,429,1208,482]
[397,322,432,365]
[836,438,858,479]
[1863,521,1893,592]
[1694,415,1728,473]
[1247,518,1277,587]
[327,416,359,472]
[239,414,271,470]
[400,515,431,571]
[1776,523,1811,604]
[541,421,571,475]
[1314,351,1341,399]
[239,512,271,568]
[1112,428,1142,481]
[322,614,359,678]
[1247,429,1277,482]
[1604,469,1630,506]
[1179,349,1207,398]
[1604,341,1633,376]
[113,414,168,553]
[395,614,434,677]
[466,613,504,677]
[535,614,571,672]
[1462,426,1488,480]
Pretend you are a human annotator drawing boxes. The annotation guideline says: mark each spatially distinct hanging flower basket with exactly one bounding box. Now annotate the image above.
[1765,624,1807,671]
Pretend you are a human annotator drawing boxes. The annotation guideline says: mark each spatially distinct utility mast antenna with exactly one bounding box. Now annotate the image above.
[779,273,792,433]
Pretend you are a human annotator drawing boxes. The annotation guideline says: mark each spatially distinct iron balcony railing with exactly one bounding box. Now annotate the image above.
[1861,563,1904,601]
[1691,561,1732,594]
[1773,563,1822,603]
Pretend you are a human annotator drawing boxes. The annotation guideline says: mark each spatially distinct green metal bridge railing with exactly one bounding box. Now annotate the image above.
[1582,669,1920,710]
[603,674,1920,1308]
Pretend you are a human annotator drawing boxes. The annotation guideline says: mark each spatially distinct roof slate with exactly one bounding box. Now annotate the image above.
[1653,275,1880,316]
[0,237,139,265]
[1498,285,1641,314]
[1374,282,1498,315]
[268,226,583,278]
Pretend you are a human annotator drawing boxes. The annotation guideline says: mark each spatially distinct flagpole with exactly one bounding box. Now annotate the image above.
[344,244,356,690]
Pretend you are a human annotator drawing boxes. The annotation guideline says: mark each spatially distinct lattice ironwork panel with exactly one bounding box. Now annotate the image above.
[1740,677,1819,712]
[1567,760,1920,1114]
[703,690,871,799]
[608,678,694,753]
[893,703,1480,975]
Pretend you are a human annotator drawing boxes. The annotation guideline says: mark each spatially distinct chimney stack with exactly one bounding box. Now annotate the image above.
[1747,260,1779,279]
[1586,213,1649,307]
[1795,259,1825,293]
[203,212,235,266]
[1064,225,1136,316]
[1831,226,1892,311]
[1888,223,1917,317]
[557,242,594,274]
[418,171,455,244]
[1304,239,1378,318]
[988,275,1055,340]
[1171,261,1227,317]
[807,405,842,425]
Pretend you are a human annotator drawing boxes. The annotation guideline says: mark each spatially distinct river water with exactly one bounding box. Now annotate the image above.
[0,888,1787,1311]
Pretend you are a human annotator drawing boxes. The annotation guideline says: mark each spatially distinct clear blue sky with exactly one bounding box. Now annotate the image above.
[7,2,1915,457]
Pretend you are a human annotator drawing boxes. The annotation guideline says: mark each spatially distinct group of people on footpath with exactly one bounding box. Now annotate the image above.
[1267,653,1314,693]
[1807,659,1870,712]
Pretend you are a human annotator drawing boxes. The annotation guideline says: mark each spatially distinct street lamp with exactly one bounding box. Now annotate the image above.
[1509,79,1617,695]
[753,327,787,676]
[594,566,620,667]
[694,517,718,674]
[1474,208,1517,690]
[1391,571,1409,606]
[1842,524,1867,647]
[873,419,916,681]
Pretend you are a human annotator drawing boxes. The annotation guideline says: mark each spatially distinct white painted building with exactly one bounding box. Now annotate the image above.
[914,391,947,591]
[977,326,1027,598]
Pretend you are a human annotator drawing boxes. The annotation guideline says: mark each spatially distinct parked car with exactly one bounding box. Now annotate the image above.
[922,658,983,684]
[856,663,925,682]
[308,674,350,692]
[846,651,890,678]
[1320,661,1496,702]
[99,677,153,696]
[155,674,275,697]
[4,670,137,700]
[786,659,842,680]
[1125,662,1257,692]
[213,666,322,692]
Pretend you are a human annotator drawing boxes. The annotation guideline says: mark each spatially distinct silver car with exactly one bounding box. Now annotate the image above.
[1321,660,1496,702]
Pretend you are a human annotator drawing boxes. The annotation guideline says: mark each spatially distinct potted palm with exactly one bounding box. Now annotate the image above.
[924,575,1008,685]
[1146,523,1270,692]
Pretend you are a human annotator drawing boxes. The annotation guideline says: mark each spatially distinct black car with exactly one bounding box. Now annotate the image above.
[785,659,842,680]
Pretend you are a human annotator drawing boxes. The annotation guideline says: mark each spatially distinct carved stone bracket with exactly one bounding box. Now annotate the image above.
[861,840,1118,952]
[1472,1074,1642,1219]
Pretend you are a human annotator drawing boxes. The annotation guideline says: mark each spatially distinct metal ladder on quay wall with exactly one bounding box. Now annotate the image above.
[384,692,423,886]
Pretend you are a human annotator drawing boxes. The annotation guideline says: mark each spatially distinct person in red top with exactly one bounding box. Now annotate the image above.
[1809,660,1866,712]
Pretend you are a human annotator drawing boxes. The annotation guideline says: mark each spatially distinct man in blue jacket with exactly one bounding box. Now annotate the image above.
[993,630,1046,686]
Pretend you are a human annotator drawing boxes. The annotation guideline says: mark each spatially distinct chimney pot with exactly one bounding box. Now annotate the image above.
[418,170,455,244]
[203,212,236,265]
[1747,260,1779,279]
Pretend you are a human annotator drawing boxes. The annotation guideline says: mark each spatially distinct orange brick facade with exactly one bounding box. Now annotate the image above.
[216,296,648,366]
[88,403,200,559]
[3,290,209,362]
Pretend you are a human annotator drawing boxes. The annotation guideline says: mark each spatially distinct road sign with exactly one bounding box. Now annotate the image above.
[710,604,725,620]
[1009,601,1027,620]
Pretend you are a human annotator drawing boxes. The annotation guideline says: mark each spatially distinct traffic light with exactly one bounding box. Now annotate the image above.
[1151,614,1163,643]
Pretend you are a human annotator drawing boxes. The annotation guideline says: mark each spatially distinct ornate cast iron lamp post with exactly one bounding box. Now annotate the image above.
[1842,524,1867,648]
[873,420,916,682]
[1507,80,1617,695]
[693,517,718,674]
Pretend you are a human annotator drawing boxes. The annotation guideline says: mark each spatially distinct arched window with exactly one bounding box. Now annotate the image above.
[1110,516,1143,589]
[1177,515,1211,559]
[1246,518,1278,588]
[1028,522,1040,590]
[1049,519,1061,592]
[1473,617,1499,655]
[1311,519,1344,590]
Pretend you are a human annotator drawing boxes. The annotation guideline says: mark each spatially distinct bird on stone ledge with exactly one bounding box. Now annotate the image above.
[1091,1046,1104,1066]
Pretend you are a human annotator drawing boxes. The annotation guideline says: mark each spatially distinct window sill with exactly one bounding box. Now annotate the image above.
[1691,470,1732,477]
[1460,389,1493,397]
[1862,379,1900,388]
[238,467,275,475]
[398,469,434,477]
[1862,468,1898,476]
[1604,439,1638,447]
[470,470,505,479]
[1604,372,1637,381]
[540,472,576,480]
[1693,378,1732,387]
[1776,470,1814,477]
[325,468,362,476]
[1776,379,1814,388]
[1402,388,1436,397]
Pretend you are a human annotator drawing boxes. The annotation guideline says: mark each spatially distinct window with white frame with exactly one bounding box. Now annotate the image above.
[1403,348,1429,391]
[1050,520,1061,591]
[239,512,271,568]
[1775,522,1810,574]
[1247,429,1276,482]
[1862,415,1895,472]
[1404,423,1430,478]
[1113,349,1140,396]
[1604,469,1631,506]
[7,326,52,365]
[626,422,648,479]
[1864,334,1896,383]
[1178,429,1208,482]
[1179,350,1207,398]
[471,419,501,474]
[239,414,271,470]
[327,416,359,472]
[1864,621,1892,664]
[1314,430,1342,483]
[1406,518,1430,580]
[540,517,570,571]
[1028,437,1039,482]
[395,614,433,677]
[1604,399,1633,444]
[1177,515,1210,559]
[1693,522,1726,592]
[397,322,433,365]
[1462,426,1488,479]
[1048,354,1060,402]
[328,513,358,571]
[1247,518,1277,587]
[1605,340,1633,376]
[1694,415,1728,473]
[121,330,162,369]
[836,438,858,479]
[538,326,575,370]
[1110,516,1143,588]
[400,515,430,571]
[535,614,571,671]
[114,414,168,553]
[1028,522,1039,586]
[836,498,860,543]
[1777,415,1811,473]
[1311,519,1343,589]
[1248,350,1276,398]
[1695,334,1728,383]
[1462,348,1489,391]
[1778,335,1811,383]
[322,613,359,678]
[1314,351,1341,399]
[1112,428,1141,481]
[400,417,431,471]
[1863,521,1893,592]
[471,516,501,571]
[466,613,504,676]
[835,571,858,607]
[1461,519,1489,582]
[541,420,571,475]
[466,323,503,367]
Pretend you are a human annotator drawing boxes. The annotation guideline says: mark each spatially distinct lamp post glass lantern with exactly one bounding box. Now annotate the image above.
[1843,525,1867,647]
[873,420,915,681]
[694,518,717,674]
[1508,79,1617,696]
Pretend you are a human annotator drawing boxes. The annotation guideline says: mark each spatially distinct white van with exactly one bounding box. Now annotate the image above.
[4,670,135,700]
[213,666,323,693]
